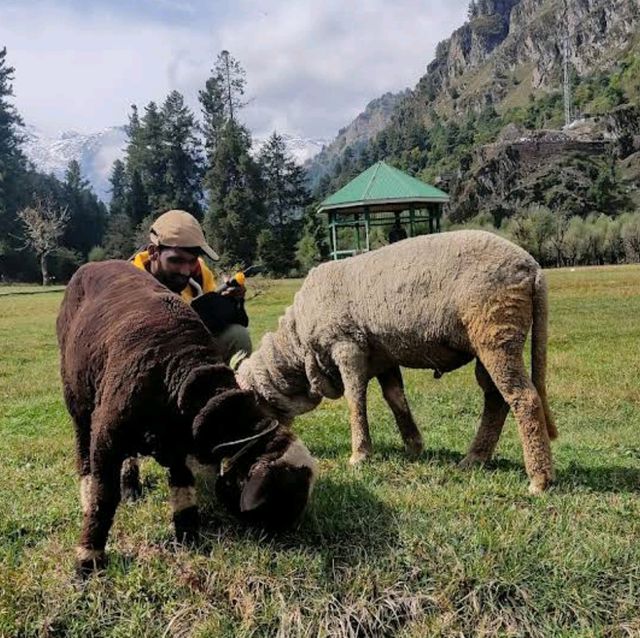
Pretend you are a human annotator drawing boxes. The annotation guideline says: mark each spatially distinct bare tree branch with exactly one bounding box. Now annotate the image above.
[17,196,69,284]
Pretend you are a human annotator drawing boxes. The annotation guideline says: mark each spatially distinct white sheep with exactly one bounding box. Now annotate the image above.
[237,230,557,494]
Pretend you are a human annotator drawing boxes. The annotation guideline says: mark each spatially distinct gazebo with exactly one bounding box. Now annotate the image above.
[317,161,450,260]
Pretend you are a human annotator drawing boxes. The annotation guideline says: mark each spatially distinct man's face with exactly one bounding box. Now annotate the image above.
[148,245,199,293]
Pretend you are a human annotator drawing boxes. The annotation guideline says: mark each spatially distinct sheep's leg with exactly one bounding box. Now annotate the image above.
[377,367,423,458]
[459,359,510,469]
[76,431,123,577]
[69,409,97,532]
[333,343,372,465]
[479,348,553,494]
[168,463,199,543]
[121,457,142,501]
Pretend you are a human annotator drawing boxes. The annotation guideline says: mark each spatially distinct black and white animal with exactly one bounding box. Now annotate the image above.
[57,261,316,575]
[237,231,557,494]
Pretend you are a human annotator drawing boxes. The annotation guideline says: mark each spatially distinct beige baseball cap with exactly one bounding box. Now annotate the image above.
[150,209,219,261]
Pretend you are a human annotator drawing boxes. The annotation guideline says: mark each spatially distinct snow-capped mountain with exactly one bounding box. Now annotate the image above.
[22,125,328,203]
[22,125,128,203]
[252,133,330,165]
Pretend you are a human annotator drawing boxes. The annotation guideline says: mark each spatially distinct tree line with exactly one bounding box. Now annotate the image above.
[0,49,107,283]
[2,43,639,285]
[453,207,640,267]
[0,48,326,284]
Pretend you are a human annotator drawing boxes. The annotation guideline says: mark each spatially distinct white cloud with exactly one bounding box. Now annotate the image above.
[0,0,468,138]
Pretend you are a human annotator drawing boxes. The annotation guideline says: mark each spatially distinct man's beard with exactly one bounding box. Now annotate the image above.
[157,272,190,293]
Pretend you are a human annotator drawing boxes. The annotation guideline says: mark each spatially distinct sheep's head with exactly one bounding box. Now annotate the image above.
[192,389,317,530]
[235,351,322,422]
[215,427,317,530]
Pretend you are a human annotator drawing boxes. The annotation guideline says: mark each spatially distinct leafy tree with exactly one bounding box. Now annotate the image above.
[621,212,640,261]
[88,245,107,262]
[506,205,555,263]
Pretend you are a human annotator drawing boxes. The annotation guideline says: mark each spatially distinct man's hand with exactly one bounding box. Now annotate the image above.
[220,279,246,298]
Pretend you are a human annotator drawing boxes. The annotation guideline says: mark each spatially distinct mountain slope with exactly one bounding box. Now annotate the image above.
[305,90,410,190]
[311,0,640,221]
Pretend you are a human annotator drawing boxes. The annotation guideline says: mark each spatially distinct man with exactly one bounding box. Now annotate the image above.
[388,213,408,244]
[132,209,252,364]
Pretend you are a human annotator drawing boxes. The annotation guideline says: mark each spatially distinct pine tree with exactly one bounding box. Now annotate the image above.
[217,50,246,125]
[127,170,150,226]
[204,122,264,266]
[161,90,203,217]
[295,205,329,274]
[109,159,128,217]
[103,212,134,260]
[199,50,247,163]
[200,52,263,266]
[0,47,28,273]
[140,101,168,213]
[62,160,106,258]
[257,132,309,275]
[123,105,150,224]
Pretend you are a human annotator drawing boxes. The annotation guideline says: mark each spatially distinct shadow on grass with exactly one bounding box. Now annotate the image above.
[376,442,640,494]
[196,474,398,570]
[555,462,640,494]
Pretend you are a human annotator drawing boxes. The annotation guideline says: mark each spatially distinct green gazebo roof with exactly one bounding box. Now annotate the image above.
[318,161,449,213]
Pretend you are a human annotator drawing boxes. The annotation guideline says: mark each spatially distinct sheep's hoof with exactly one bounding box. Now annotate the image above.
[174,506,200,545]
[528,474,551,495]
[458,453,488,469]
[349,450,370,466]
[404,438,424,459]
[75,548,106,579]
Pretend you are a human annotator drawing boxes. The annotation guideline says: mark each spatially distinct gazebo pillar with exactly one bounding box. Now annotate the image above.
[364,207,371,252]
[329,211,339,260]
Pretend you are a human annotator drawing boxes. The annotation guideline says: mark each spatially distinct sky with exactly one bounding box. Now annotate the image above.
[0,0,469,140]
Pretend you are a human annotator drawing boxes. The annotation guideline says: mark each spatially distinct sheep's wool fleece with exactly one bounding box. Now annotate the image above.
[240,230,542,404]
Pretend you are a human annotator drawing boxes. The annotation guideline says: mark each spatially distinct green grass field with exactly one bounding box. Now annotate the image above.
[1,266,639,637]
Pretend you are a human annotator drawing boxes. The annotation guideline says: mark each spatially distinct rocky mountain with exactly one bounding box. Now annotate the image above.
[405,0,638,123]
[305,90,410,189]
[310,0,640,221]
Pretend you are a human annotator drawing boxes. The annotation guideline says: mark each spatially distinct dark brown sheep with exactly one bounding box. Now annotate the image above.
[57,261,316,575]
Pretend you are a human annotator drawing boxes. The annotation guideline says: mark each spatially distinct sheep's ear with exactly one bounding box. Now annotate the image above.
[304,353,342,399]
[192,389,265,451]
[177,364,236,414]
[240,467,269,512]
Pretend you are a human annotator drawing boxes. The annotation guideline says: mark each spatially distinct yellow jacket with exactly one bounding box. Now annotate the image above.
[131,250,217,303]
